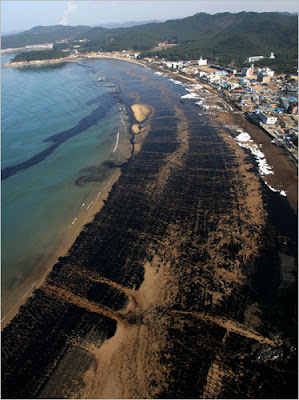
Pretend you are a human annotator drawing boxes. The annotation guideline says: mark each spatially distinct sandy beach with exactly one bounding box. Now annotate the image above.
[2,53,296,329]
[2,56,297,399]
[131,104,151,122]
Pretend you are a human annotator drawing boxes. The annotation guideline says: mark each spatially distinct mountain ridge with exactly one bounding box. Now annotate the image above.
[2,12,297,68]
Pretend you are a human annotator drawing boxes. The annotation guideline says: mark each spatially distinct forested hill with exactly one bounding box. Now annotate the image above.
[11,50,70,62]
[1,25,92,49]
[2,12,297,66]
[140,12,298,64]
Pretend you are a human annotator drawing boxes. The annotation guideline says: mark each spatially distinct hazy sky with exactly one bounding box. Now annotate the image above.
[1,1,298,33]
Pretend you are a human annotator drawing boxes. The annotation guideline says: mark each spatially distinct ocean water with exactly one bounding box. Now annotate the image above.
[1,55,126,313]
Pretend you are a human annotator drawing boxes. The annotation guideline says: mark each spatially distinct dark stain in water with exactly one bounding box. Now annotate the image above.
[1,91,118,181]
[16,63,67,73]
[76,160,122,186]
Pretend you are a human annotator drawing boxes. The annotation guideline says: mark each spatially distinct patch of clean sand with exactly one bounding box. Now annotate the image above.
[79,257,178,399]
[130,104,153,155]
[131,104,151,122]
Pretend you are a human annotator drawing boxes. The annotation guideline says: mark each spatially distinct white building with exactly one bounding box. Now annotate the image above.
[174,61,183,69]
[258,67,275,77]
[207,73,221,82]
[166,61,183,69]
[258,112,278,125]
[198,71,207,78]
[247,55,264,63]
[197,57,207,66]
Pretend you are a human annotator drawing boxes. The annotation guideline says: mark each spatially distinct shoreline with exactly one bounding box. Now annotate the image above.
[1,104,132,329]
[2,55,297,327]
[1,172,122,327]
[2,53,146,68]
[2,56,83,68]
[2,54,297,399]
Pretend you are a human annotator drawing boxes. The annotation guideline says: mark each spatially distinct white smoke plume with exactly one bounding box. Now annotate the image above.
[60,1,78,25]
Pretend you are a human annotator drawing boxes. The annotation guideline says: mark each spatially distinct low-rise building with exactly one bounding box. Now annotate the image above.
[197,56,207,66]
[181,67,197,75]
[258,74,271,84]
[198,70,207,78]
[238,77,249,86]
[257,67,275,77]
[210,64,237,74]
[242,64,255,77]
[257,112,278,125]
[207,73,221,82]
[167,61,183,69]
[247,55,264,63]
[215,70,229,76]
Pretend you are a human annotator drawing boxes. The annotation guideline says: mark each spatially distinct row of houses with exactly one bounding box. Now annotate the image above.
[159,51,278,85]
[161,60,276,86]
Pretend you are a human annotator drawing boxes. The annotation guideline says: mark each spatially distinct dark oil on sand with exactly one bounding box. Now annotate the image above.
[2,59,297,399]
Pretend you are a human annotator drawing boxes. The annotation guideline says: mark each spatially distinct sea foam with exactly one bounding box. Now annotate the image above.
[235,131,273,176]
